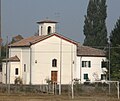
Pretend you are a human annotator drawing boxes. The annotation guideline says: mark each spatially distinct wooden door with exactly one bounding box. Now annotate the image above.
[51,71,57,83]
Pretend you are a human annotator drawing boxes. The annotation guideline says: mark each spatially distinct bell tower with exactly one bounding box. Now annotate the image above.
[37,19,57,36]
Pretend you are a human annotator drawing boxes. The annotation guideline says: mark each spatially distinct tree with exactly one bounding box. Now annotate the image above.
[0,35,23,68]
[0,43,7,70]
[83,0,108,48]
[110,17,120,80]
[11,35,23,44]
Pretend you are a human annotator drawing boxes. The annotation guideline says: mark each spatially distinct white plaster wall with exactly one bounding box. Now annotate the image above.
[7,36,77,85]
[10,62,20,84]
[76,56,106,83]
[2,63,6,84]
[31,35,76,84]
[7,47,31,84]
[76,57,81,79]
[2,62,20,84]
[21,47,30,84]
[9,48,22,59]
[9,48,22,83]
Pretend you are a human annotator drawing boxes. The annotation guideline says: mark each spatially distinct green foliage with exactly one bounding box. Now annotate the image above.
[110,17,120,80]
[0,44,8,66]
[0,35,23,65]
[45,78,52,84]
[1,44,7,58]
[11,35,23,44]
[83,0,108,48]
[14,76,23,84]
[110,18,120,46]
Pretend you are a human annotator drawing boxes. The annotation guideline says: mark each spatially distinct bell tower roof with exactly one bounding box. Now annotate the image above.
[37,20,58,24]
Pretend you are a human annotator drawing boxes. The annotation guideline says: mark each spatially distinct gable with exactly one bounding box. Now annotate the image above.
[32,35,77,51]
[9,33,78,47]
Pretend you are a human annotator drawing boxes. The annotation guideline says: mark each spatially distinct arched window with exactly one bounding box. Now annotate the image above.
[48,26,51,34]
[52,59,57,67]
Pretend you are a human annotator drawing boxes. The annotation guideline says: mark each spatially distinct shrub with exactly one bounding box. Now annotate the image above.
[14,77,23,85]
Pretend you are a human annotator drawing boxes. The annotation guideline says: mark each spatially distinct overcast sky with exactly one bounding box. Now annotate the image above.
[1,0,120,43]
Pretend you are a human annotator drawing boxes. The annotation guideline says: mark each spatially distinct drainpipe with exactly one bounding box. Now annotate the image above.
[80,56,82,83]
[71,44,73,82]
[59,39,62,95]
[29,42,32,85]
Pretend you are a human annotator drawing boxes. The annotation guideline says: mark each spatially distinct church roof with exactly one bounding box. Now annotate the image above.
[77,44,106,57]
[9,33,78,47]
[2,55,20,62]
[37,20,58,24]
[9,33,106,57]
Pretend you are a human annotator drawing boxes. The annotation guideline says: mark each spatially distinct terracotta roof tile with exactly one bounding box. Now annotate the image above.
[77,45,106,57]
[2,55,20,62]
[9,33,78,47]
[37,20,58,24]
[9,35,48,47]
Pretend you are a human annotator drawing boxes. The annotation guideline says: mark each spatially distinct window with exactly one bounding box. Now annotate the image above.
[24,64,26,72]
[84,74,88,80]
[52,59,57,67]
[15,68,18,75]
[82,61,91,68]
[101,74,106,80]
[101,61,107,68]
[48,26,51,34]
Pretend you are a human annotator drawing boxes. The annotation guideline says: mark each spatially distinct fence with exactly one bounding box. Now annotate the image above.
[0,82,119,99]
[68,80,119,99]
[0,83,59,95]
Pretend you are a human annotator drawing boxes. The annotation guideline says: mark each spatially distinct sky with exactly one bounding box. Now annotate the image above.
[1,0,120,44]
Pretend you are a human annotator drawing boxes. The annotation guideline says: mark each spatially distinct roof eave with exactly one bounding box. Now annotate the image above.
[9,45,30,48]
[77,55,106,57]
[2,60,20,62]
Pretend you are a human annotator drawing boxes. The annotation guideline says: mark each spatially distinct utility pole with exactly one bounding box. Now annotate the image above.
[108,43,111,81]
[6,36,8,85]
[0,0,2,57]
[108,41,111,94]
[59,38,62,95]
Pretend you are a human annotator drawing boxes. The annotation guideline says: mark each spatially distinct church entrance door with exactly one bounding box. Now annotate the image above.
[51,71,57,83]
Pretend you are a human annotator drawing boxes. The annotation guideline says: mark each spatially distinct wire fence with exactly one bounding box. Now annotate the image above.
[0,83,59,95]
[68,81,119,99]
[0,82,119,100]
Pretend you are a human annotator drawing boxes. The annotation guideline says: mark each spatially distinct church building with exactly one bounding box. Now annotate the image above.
[2,20,77,85]
[1,19,107,85]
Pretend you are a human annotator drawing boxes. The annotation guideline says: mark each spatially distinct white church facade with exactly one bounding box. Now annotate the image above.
[1,20,107,84]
